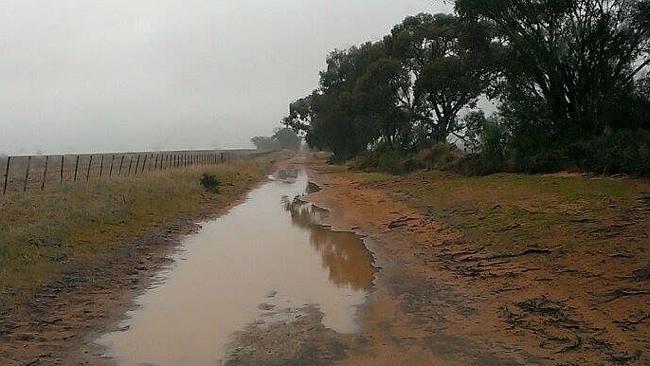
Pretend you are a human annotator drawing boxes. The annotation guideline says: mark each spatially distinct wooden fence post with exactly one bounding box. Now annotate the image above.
[86,155,93,182]
[99,155,104,177]
[59,155,65,184]
[24,156,32,192]
[128,156,133,176]
[109,155,115,178]
[74,155,80,182]
[141,154,148,174]
[154,155,159,171]
[2,156,10,195]
[119,155,125,176]
[41,156,49,191]
[135,155,140,174]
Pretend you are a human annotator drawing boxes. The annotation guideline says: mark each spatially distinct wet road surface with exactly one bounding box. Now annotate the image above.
[97,170,373,366]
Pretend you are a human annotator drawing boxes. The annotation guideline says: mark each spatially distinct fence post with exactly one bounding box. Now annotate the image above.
[41,156,49,191]
[135,155,140,174]
[109,155,115,178]
[59,155,65,184]
[74,155,80,182]
[141,154,147,174]
[86,155,93,182]
[99,155,104,177]
[119,155,125,177]
[154,155,159,171]
[128,156,133,176]
[24,156,32,192]
[2,156,10,195]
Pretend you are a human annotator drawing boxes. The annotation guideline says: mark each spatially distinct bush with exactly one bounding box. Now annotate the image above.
[453,153,505,176]
[415,143,463,170]
[571,129,650,176]
[507,129,650,176]
[200,174,221,193]
[349,144,422,175]
[512,149,568,174]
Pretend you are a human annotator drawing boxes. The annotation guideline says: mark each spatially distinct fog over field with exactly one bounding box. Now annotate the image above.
[0,0,452,155]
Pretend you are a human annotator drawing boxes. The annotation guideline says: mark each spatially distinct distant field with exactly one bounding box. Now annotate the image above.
[0,149,258,194]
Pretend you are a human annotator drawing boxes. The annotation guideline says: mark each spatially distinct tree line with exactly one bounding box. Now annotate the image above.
[282,0,650,175]
[251,127,302,151]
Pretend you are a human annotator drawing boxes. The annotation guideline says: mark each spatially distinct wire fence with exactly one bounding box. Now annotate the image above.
[1,149,258,195]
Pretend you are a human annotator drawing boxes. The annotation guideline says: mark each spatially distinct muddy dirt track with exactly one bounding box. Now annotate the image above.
[1,154,649,365]
[299,158,649,366]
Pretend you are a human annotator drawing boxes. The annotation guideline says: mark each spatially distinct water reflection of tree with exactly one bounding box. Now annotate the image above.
[286,198,374,290]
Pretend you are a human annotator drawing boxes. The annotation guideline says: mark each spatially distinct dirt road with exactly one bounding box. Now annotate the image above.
[2,154,648,365]
[296,158,649,365]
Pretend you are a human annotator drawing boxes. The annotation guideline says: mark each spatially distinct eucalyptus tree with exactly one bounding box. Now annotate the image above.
[455,0,650,142]
[388,13,496,145]
[283,44,383,159]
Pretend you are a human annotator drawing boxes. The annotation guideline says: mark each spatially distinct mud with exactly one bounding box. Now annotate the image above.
[95,169,374,365]
[297,157,649,366]
[3,154,647,365]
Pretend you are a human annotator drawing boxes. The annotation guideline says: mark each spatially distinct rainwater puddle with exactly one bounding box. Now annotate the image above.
[96,169,374,366]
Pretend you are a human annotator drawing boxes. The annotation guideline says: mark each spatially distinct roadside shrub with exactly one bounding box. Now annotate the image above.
[200,174,221,193]
[512,149,568,174]
[349,144,422,175]
[415,143,463,170]
[571,129,650,176]
[452,153,504,176]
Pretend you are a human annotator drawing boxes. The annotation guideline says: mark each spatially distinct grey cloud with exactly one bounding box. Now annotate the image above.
[0,0,452,155]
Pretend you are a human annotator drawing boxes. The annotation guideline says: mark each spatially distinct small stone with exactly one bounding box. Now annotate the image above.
[258,303,275,311]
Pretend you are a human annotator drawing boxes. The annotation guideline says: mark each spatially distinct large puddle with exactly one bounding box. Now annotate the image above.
[97,170,374,366]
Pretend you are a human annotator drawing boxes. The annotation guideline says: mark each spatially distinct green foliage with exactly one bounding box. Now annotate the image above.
[200,174,221,193]
[457,0,650,141]
[281,1,650,177]
[282,13,494,158]
[251,128,302,152]
[415,143,464,171]
[251,136,280,152]
[571,130,650,175]
[350,144,422,175]
[272,128,302,151]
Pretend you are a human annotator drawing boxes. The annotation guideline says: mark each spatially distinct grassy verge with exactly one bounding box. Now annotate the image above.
[0,160,272,306]
[351,170,650,254]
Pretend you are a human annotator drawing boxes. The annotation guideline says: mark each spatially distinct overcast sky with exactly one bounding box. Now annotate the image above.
[0,0,453,155]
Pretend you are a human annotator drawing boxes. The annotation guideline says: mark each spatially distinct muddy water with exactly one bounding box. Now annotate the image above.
[97,170,374,366]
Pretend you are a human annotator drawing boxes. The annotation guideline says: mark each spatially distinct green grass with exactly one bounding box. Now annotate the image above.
[0,161,271,304]
[354,170,650,253]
